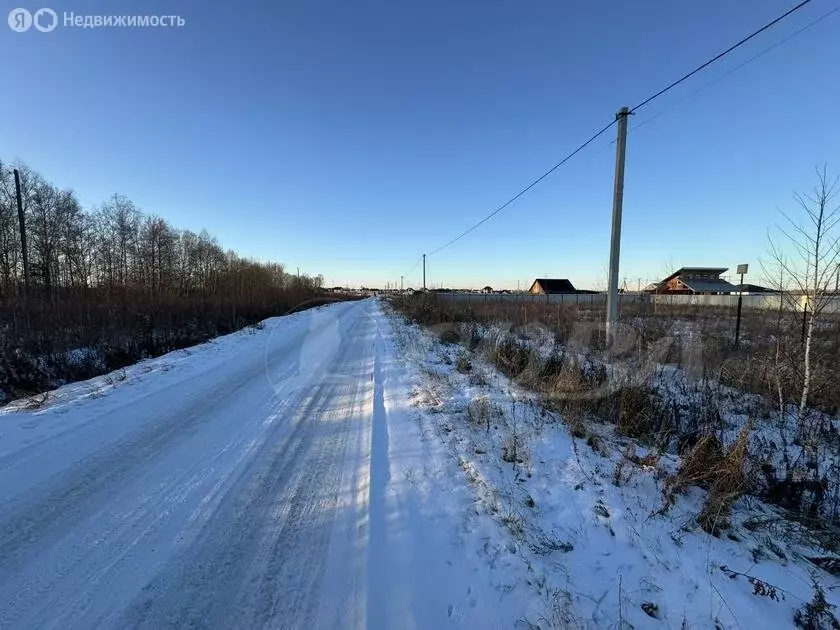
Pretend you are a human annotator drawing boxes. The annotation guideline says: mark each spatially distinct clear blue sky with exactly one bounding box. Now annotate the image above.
[2,0,838,289]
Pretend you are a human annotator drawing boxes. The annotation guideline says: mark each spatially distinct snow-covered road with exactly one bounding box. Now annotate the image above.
[0,299,515,629]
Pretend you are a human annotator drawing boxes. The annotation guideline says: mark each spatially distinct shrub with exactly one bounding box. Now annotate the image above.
[439,327,460,344]
[590,384,670,444]
[466,395,493,431]
[491,334,530,379]
[794,583,840,629]
[616,386,663,439]
[466,324,483,351]
[501,433,526,464]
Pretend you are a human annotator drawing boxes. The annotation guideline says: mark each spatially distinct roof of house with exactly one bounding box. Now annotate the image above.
[732,283,775,293]
[530,278,576,293]
[680,278,737,293]
[661,267,728,283]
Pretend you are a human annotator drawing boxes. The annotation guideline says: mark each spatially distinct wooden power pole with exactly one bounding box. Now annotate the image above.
[422,254,426,291]
[13,169,30,294]
[605,107,630,345]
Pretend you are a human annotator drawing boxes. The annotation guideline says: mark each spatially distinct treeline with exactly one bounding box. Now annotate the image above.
[0,159,331,402]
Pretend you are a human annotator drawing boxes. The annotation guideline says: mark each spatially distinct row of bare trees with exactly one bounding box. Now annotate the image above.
[0,159,329,401]
[0,160,323,299]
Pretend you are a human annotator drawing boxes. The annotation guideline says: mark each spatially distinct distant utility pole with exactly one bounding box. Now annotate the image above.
[13,169,29,294]
[605,106,630,345]
[422,254,426,290]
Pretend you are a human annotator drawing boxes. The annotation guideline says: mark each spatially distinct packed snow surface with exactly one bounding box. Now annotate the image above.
[0,300,522,629]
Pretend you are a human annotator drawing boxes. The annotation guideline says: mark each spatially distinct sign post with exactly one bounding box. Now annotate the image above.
[734,263,748,348]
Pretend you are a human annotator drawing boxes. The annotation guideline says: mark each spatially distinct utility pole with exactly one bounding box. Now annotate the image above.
[422,254,426,291]
[13,169,29,294]
[605,106,630,345]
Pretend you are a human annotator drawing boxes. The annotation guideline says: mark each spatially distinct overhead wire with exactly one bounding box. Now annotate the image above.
[404,255,423,279]
[408,0,818,268]
[628,0,813,113]
[630,3,840,134]
[426,118,618,256]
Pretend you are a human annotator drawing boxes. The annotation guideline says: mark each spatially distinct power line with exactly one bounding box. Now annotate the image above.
[629,0,814,113]
[410,0,816,267]
[404,255,423,278]
[630,3,840,133]
[427,118,618,256]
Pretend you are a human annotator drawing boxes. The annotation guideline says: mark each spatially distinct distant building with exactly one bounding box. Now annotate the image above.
[528,278,577,295]
[481,285,493,294]
[731,283,776,294]
[650,267,736,295]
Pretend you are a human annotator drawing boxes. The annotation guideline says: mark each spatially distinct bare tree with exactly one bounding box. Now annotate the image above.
[0,162,22,295]
[767,166,840,473]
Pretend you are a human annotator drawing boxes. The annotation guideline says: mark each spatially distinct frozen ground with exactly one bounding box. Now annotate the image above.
[0,299,528,629]
[388,308,840,629]
[2,297,837,629]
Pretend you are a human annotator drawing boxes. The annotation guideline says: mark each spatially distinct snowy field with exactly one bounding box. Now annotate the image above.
[388,306,840,629]
[1,297,838,629]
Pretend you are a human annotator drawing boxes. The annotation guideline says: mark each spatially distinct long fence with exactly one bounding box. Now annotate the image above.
[436,291,840,313]
[441,292,611,306]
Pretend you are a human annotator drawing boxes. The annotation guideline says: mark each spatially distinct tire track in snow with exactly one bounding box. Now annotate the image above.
[117,308,375,629]
[0,301,371,629]
[0,319,331,629]
[0,346,274,573]
[367,315,391,629]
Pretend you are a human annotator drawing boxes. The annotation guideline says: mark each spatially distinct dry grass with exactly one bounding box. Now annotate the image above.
[669,435,724,494]
[466,395,493,431]
[794,583,840,629]
[456,353,472,374]
[391,293,840,526]
[501,433,527,465]
[22,392,50,410]
[489,334,531,379]
[439,327,460,344]
[392,292,840,413]
[615,386,666,441]
[666,425,752,534]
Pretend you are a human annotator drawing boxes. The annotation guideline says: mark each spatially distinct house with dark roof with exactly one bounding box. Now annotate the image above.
[528,278,577,295]
[650,267,736,295]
